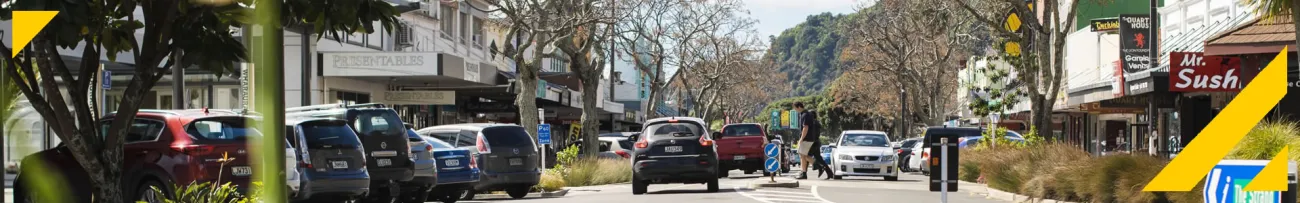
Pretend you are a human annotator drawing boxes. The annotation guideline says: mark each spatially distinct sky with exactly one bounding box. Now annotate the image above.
[744,0,867,39]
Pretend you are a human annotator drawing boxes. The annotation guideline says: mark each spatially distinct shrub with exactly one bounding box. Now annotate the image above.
[544,158,633,188]
[145,181,256,203]
[537,171,566,192]
[963,142,1196,203]
[1229,119,1300,162]
[587,158,633,185]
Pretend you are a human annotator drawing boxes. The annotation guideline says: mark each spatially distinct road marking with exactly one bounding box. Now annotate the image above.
[734,186,834,203]
[811,186,833,203]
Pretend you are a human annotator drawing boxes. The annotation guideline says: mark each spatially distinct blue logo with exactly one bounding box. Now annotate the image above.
[1203,160,1281,203]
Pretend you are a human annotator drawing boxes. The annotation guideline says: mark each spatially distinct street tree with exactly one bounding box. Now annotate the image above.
[840,0,970,136]
[555,0,622,157]
[476,0,607,140]
[614,0,736,118]
[671,0,761,122]
[0,0,399,202]
[955,0,1081,137]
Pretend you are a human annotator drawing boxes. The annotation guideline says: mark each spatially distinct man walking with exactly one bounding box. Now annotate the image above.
[795,102,833,179]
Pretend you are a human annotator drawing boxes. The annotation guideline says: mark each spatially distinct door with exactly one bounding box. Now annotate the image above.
[1104,120,1126,152]
[102,118,168,187]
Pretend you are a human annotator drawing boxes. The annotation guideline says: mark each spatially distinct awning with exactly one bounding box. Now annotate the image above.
[1204,14,1295,56]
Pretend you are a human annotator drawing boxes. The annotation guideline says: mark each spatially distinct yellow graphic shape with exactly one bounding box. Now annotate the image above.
[1143,47,1290,191]
[1245,146,1289,191]
[10,11,59,57]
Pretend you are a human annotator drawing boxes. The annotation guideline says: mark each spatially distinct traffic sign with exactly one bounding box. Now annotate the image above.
[770,110,781,129]
[764,143,779,158]
[764,157,780,173]
[538,124,552,145]
[102,70,112,89]
[1203,160,1284,203]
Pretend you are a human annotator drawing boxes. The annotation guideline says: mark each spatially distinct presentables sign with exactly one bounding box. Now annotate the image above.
[1170,52,1242,92]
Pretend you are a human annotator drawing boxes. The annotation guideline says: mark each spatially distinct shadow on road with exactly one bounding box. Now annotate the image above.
[646,188,742,195]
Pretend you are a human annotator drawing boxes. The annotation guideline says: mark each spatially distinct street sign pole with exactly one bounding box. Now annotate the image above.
[941,138,949,203]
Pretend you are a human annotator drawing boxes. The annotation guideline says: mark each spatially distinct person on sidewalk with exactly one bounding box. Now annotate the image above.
[795,102,833,180]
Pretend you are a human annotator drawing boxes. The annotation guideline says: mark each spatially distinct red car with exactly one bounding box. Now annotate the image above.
[715,123,770,177]
[12,109,260,203]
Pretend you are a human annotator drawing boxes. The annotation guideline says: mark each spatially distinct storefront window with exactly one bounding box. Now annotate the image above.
[335,91,371,105]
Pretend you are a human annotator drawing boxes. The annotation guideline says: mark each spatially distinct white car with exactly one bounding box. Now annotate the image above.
[830,130,899,181]
[286,140,301,196]
[908,140,930,175]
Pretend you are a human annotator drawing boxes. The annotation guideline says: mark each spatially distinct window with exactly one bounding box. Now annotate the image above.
[481,126,535,148]
[841,134,888,147]
[100,119,166,143]
[425,137,454,149]
[460,12,469,43]
[427,132,475,147]
[186,118,260,141]
[334,91,370,105]
[350,110,405,137]
[440,6,454,38]
[299,121,363,147]
[722,124,763,137]
[901,139,919,148]
[644,122,704,140]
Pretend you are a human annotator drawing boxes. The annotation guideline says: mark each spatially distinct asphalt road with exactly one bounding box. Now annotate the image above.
[4,170,1006,203]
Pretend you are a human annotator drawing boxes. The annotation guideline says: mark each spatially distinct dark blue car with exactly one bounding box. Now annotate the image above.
[421,135,480,203]
[285,119,371,202]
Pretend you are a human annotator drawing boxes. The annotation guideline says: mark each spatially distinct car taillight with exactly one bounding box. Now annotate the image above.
[476,135,492,154]
[897,149,903,154]
[426,144,433,152]
[922,151,929,158]
[615,150,630,159]
[299,161,313,169]
[171,145,216,156]
[635,141,649,149]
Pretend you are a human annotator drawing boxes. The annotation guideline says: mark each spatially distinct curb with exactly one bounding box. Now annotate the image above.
[475,189,570,199]
[749,179,800,188]
[960,181,1077,203]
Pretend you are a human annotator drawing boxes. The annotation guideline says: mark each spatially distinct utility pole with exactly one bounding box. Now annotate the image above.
[172,50,185,109]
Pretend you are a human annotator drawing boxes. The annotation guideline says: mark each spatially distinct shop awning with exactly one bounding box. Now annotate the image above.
[1204,14,1295,56]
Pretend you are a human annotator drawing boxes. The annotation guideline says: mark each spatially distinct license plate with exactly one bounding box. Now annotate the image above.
[231,166,252,176]
[664,146,683,153]
[445,159,460,167]
[734,155,746,160]
[859,164,874,169]
[377,159,392,167]
[331,161,348,169]
[509,158,523,166]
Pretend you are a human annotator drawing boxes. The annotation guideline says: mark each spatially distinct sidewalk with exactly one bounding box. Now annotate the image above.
[959,180,1077,203]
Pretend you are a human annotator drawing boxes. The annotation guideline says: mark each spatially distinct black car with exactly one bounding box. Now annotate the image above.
[286,119,371,202]
[630,117,720,195]
[287,103,414,203]
[417,124,541,199]
[895,138,921,172]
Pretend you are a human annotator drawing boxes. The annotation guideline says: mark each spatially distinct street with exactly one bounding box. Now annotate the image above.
[3,170,1006,203]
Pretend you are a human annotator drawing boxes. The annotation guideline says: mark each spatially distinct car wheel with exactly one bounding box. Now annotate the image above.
[435,188,463,203]
[743,170,754,175]
[364,192,398,203]
[706,178,720,193]
[460,189,477,200]
[632,174,648,195]
[718,170,730,178]
[400,186,429,203]
[833,175,843,180]
[885,176,898,181]
[135,180,166,203]
[506,186,529,199]
[781,165,791,173]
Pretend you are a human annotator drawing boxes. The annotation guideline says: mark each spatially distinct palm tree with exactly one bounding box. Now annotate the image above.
[1250,0,1300,50]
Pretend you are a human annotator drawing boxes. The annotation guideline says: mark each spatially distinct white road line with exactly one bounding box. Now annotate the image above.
[750,190,815,195]
[810,186,834,203]
[734,186,776,203]
[734,186,835,203]
[746,193,822,199]
[758,198,829,203]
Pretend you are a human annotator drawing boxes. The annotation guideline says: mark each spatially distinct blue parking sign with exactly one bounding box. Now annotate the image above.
[538,124,552,145]
[765,157,780,173]
[1203,160,1282,203]
[764,143,779,158]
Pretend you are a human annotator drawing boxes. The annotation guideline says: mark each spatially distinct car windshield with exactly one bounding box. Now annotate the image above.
[722,125,763,137]
[901,139,919,148]
[187,117,261,141]
[645,122,704,139]
[299,121,363,147]
[482,126,536,148]
[349,110,405,137]
[841,134,889,147]
[423,136,455,149]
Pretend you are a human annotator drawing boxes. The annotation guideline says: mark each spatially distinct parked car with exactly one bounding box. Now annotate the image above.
[630,117,720,194]
[916,127,987,175]
[598,136,634,159]
[957,135,1026,148]
[895,138,920,172]
[400,128,438,203]
[286,136,302,198]
[420,136,480,203]
[13,109,258,203]
[715,123,769,177]
[286,118,370,202]
[599,132,638,139]
[287,103,414,203]
[828,130,898,180]
[417,124,540,199]
[820,144,834,167]
[908,141,929,174]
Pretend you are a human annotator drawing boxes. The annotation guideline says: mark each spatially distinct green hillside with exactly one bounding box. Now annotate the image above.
[766,12,848,96]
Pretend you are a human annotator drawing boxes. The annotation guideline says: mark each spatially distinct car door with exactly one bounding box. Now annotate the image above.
[103,118,168,186]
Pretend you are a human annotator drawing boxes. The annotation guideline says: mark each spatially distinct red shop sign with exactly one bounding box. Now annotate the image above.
[1170,52,1242,92]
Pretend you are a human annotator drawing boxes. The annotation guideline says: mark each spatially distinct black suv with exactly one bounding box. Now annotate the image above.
[285,118,371,202]
[287,103,414,203]
[630,117,720,194]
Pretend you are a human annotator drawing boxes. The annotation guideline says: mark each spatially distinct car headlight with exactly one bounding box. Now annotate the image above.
[839,154,854,160]
[882,155,895,162]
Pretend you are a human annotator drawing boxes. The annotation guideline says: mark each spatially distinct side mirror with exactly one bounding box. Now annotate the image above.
[711,132,722,140]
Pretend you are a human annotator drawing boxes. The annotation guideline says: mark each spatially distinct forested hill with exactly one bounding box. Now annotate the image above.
[766,12,848,96]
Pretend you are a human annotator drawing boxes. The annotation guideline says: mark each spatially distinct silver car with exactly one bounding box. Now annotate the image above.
[829,130,899,181]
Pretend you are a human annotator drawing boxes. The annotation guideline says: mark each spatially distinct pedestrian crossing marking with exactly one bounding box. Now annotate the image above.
[735,186,834,203]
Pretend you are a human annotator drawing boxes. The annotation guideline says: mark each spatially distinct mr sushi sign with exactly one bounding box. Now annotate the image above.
[1170,52,1243,92]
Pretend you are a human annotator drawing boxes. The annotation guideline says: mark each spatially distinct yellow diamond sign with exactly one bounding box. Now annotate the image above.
[1005,41,1021,57]
[1005,12,1022,33]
